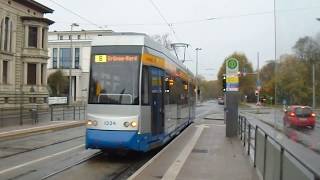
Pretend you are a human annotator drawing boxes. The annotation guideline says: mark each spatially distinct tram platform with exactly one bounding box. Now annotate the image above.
[128,117,259,180]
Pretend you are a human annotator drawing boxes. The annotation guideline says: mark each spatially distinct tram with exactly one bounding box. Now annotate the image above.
[85,33,196,152]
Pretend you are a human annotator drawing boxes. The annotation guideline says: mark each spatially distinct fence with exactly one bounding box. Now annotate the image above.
[0,105,86,128]
[238,115,320,180]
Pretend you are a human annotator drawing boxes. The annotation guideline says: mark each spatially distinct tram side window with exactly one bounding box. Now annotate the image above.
[141,66,149,105]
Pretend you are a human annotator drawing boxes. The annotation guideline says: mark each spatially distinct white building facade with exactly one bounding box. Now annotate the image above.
[47,30,113,103]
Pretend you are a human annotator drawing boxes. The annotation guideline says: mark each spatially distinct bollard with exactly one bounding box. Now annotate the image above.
[254,126,258,167]
[62,106,65,120]
[243,119,246,147]
[50,106,53,121]
[73,106,76,120]
[248,124,251,155]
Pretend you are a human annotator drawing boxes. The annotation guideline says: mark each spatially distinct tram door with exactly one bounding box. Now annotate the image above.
[150,67,165,135]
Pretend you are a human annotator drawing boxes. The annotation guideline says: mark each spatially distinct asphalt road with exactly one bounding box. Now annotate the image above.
[240,106,320,154]
[0,102,218,180]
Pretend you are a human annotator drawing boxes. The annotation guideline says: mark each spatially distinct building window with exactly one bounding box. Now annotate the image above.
[59,35,63,40]
[4,17,9,51]
[28,26,38,48]
[75,48,80,69]
[29,97,36,103]
[52,48,58,68]
[59,48,71,68]
[27,63,36,85]
[2,61,8,84]
[4,97,9,103]
[77,35,81,40]
[69,35,72,40]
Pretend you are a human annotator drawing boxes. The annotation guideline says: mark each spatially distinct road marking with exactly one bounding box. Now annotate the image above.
[161,124,206,180]
[0,144,84,175]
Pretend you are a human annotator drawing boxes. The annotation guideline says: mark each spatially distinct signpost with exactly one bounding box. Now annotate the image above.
[225,58,239,137]
[226,58,239,92]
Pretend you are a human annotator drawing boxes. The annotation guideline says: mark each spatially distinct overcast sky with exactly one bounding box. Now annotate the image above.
[37,0,320,80]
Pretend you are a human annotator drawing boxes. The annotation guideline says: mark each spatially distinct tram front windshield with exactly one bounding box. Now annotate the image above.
[88,55,140,105]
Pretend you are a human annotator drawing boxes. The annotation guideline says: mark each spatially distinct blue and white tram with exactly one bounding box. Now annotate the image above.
[85,33,196,152]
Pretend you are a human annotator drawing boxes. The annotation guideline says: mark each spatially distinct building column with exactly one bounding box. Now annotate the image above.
[24,62,28,84]
[0,60,3,84]
[37,27,42,49]
[36,63,41,85]
[43,28,48,49]
[24,25,29,48]
[42,63,47,85]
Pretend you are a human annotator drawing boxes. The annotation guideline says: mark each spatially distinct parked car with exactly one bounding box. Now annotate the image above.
[283,105,316,129]
[218,97,224,105]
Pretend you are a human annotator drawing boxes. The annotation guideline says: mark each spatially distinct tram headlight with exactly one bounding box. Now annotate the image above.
[92,120,98,126]
[87,120,97,126]
[87,120,93,126]
[123,121,130,127]
[130,121,137,127]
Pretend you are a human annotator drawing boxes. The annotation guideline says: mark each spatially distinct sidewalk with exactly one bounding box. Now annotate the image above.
[129,116,258,180]
[0,120,86,141]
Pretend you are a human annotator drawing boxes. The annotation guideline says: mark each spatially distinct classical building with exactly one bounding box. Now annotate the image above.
[0,0,54,108]
[47,30,113,103]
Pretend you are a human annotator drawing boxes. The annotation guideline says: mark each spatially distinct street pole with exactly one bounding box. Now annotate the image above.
[257,52,260,105]
[195,48,202,104]
[312,63,316,109]
[69,23,79,105]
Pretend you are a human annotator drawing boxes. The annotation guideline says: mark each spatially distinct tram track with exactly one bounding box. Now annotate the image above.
[40,150,102,180]
[0,135,84,159]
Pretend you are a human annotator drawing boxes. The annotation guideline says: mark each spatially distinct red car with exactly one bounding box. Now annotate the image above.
[283,106,316,129]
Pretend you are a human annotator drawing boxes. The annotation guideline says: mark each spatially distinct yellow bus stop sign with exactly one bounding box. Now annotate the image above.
[95,55,107,63]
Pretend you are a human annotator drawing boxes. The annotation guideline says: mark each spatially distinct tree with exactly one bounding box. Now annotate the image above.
[151,33,173,50]
[260,60,276,100]
[217,52,256,101]
[47,70,68,97]
[293,36,320,63]
[276,55,310,105]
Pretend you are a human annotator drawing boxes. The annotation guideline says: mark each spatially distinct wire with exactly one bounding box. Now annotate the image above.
[46,0,103,29]
[147,0,181,42]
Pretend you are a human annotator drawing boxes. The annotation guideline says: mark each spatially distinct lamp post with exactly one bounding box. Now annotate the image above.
[195,48,202,104]
[69,23,79,105]
[313,18,320,109]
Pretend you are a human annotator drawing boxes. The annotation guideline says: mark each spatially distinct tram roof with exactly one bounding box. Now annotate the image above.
[91,32,193,77]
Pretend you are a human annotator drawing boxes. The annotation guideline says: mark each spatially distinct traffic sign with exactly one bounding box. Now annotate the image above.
[226,58,239,75]
[226,58,239,92]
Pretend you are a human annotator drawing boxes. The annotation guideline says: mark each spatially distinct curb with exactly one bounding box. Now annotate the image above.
[0,121,86,141]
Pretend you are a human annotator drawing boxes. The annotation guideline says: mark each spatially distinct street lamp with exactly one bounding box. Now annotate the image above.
[69,23,79,105]
[313,18,319,109]
[195,48,202,104]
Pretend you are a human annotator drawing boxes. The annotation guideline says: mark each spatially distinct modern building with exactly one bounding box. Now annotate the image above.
[47,30,113,103]
[0,0,54,108]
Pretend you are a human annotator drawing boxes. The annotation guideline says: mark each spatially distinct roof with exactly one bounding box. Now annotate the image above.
[48,30,114,34]
[13,0,54,13]
[21,16,55,25]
